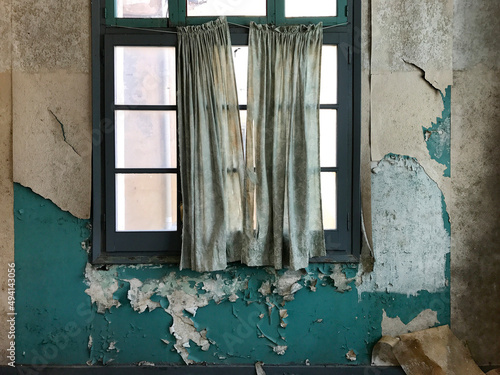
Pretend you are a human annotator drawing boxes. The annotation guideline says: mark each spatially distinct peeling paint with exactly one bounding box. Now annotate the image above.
[84,264,121,313]
[273,345,287,355]
[84,268,316,364]
[423,86,451,177]
[15,184,451,366]
[273,270,304,301]
[126,278,161,313]
[359,155,450,297]
[381,309,439,337]
[329,264,355,293]
[346,350,357,361]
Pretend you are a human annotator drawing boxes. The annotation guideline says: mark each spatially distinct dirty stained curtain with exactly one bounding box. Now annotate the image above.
[177,18,325,272]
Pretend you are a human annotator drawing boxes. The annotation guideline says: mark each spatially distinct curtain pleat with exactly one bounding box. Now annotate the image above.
[177,18,325,272]
[243,22,326,270]
[177,18,245,272]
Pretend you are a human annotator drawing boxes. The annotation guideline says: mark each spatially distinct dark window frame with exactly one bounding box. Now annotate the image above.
[91,0,361,264]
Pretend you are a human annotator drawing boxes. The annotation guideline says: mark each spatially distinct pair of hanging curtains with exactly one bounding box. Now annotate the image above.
[177,17,325,272]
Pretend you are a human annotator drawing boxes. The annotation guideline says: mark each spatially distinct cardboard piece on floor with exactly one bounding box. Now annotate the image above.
[372,335,400,366]
[392,325,484,375]
[486,369,500,375]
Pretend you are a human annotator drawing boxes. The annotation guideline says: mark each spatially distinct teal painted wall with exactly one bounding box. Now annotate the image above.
[14,89,452,368]
[15,151,451,367]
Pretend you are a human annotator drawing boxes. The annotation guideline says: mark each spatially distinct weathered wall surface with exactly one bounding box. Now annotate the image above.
[451,0,500,365]
[14,181,450,366]
[5,0,486,368]
[0,0,14,367]
[11,0,92,219]
[370,0,452,202]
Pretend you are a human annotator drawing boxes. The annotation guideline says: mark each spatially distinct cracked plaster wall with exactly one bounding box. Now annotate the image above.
[11,0,92,220]
[5,0,482,368]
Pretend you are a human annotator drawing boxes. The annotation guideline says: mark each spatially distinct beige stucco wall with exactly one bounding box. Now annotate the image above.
[450,0,500,365]
[0,0,14,366]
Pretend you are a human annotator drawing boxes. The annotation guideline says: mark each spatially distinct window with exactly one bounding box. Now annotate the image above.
[92,0,361,264]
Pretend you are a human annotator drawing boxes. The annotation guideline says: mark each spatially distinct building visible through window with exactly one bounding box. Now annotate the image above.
[92,0,361,264]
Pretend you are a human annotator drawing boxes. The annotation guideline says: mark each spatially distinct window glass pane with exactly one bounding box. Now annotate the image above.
[232,46,248,105]
[115,46,176,105]
[320,110,337,167]
[321,45,337,104]
[115,111,177,169]
[187,0,266,16]
[321,172,337,230]
[115,0,168,18]
[285,0,337,17]
[116,174,177,231]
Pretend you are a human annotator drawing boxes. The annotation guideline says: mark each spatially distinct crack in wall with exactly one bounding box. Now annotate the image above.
[48,109,81,157]
[401,59,442,93]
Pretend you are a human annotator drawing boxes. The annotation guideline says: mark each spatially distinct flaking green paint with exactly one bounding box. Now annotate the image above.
[15,182,450,366]
[423,85,451,177]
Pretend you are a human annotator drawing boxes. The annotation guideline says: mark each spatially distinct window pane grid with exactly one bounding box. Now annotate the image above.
[99,5,356,259]
[115,0,169,18]
[186,0,267,17]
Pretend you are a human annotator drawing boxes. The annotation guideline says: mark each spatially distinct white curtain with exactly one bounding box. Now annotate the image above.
[177,18,245,271]
[177,18,325,271]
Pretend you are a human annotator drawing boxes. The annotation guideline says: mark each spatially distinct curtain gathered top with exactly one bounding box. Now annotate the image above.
[177,18,325,272]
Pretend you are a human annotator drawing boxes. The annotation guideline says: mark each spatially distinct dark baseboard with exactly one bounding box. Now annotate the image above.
[2,364,497,375]
[2,364,403,375]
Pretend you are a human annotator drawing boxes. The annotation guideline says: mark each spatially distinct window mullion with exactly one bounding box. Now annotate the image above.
[169,0,185,26]
[273,0,283,24]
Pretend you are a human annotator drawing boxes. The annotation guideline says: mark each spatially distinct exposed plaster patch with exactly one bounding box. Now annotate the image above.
[201,274,247,304]
[273,270,304,301]
[346,350,357,361]
[126,278,161,313]
[381,309,439,337]
[370,71,451,202]
[358,155,450,297]
[279,309,288,328]
[91,267,318,363]
[258,281,272,296]
[166,290,210,364]
[84,264,120,313]
[273,345,287,355]
[329,265,355,293]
